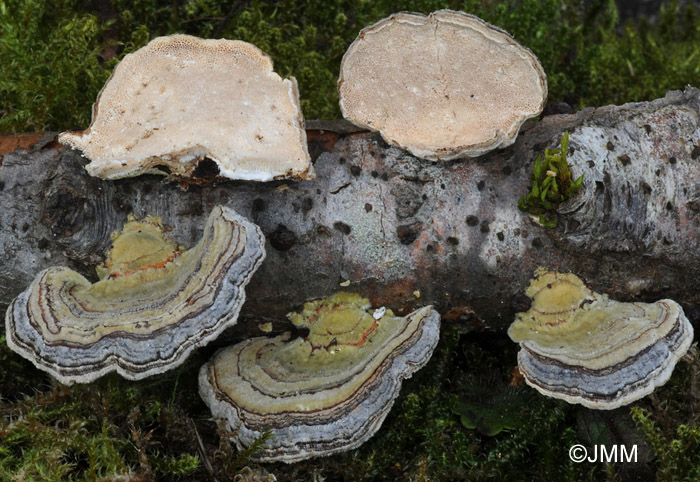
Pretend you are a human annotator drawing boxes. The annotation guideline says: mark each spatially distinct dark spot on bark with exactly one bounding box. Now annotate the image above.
[317,225,329,234]
[692,145,700,160]
[350,165,361,176]
[154,164,171,174]
[193,158,219,178]
[422,194,428,200]
[397,223,421,245]
[393,184,424,218]
[595,181,605,194]
[541,102,574,116]
[447,236,459,246]
[662,237,672,245]
[269,224,297,251]
[43,185,86,238]
[364,203,372,213]
[333,221,352,235]
[440,183,446,189]
[480,220,490,233]
[371,170,379,178]
[587,160,595,168]
[37,238,49,250]
[381,173,389,181]
[113,199,132,213]
[687,200,700,212]
[521,230,529,238]
[466,215,479,226]
[339,157,346,164]
[21,223,29,232]
[502,165,512,176]
[669,156,677,165]
[510,293,531,313]
[532,237,543,248]
[606,141,614,151]
[618,154,631,166]
[0,180,5,191]
[301,197,313,212]
[644,124,652,134]
[426,244,435,252]
[666,202,674,211]
[655,169,661,176]
[513,228,521,237]
[252,198,266,213]
[568,219,580,231]
[496,232,504,241]
[477,180,485,191]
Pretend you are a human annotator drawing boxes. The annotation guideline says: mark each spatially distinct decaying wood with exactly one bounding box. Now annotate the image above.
[1,89,699,334]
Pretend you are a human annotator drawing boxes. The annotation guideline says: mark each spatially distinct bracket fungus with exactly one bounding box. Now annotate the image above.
[508,269,693,410]
[59,34,313,182]
[199,293,441,463]
[5,205,265,384]
[338,10,547,160]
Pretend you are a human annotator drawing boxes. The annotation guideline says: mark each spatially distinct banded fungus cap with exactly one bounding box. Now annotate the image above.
[5,205,265,384]
[198,292,441,463]
[507,268,693,410]
[338,10,547,160]
[59,34,313,182]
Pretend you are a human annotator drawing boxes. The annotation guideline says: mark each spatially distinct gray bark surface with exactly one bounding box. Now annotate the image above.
[1,89,699,333]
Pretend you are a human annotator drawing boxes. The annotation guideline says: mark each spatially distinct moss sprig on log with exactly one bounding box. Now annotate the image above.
[518,132,583,228]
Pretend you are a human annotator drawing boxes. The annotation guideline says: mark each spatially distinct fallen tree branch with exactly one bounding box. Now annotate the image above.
[1,89,699,334]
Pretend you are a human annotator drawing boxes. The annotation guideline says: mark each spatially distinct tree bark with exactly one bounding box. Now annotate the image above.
[1,89,699,333]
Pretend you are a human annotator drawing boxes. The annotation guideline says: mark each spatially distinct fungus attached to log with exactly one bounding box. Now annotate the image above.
[59,35,313,182]
[508,269,693,410]
[338,10,547,161]
[5,206,265,384]
[198,292,441,463]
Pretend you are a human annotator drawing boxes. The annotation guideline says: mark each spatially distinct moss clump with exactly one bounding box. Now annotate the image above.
[518,132,583,228]
[630,346,700,481]
[452,375,536,436]
[0,337,205,481]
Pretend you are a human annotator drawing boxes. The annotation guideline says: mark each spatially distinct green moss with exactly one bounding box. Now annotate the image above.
[0,364,202,481]
[518,132,583,228]
[630,347,700,481]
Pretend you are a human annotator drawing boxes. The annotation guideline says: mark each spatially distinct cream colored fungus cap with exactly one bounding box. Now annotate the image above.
[59,35,313,182]
[339,10,547,160]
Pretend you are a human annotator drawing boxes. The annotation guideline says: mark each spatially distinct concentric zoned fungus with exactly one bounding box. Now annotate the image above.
[338,10,547,161]
[199,293,441,463]
[59,35,313,182]
[5,206,265,384]
[508,269,693,410]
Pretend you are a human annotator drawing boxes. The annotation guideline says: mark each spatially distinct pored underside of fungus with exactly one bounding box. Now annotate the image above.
[59,35,313,182]
[199,293,441,463]
[339,10,547,160]
[508,268,693,410]
[5,205,265,384]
